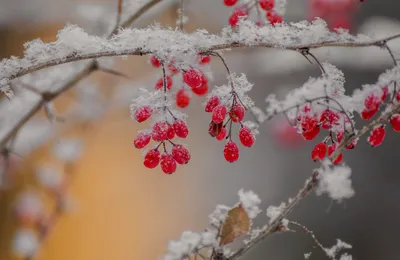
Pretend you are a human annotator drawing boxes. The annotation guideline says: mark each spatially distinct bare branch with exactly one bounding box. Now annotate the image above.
[116,0,124,27]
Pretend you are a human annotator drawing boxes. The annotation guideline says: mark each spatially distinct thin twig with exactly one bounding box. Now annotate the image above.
[116,0,124,28]
[289,221,330,259]
[179,0,185,31]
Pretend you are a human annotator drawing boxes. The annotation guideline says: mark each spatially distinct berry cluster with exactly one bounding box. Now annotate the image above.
[205,93,256,163]
[149,54,211,108]
[308,0,361,31]
[223,0,283,27]
[133,106,191,174]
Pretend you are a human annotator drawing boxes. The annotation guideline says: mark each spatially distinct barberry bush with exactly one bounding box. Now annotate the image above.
[2,0,400,259]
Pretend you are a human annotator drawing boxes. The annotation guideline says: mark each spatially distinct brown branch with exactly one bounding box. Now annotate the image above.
[0,0,164,149]
[116,0,124,27]
[8,33,400,82]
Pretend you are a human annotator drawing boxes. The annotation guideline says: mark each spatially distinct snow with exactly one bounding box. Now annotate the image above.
[266,202,286,223]
[12,229,39,257]
[238,189,261,219]
[52,138,83,162]
[315,159,355,202]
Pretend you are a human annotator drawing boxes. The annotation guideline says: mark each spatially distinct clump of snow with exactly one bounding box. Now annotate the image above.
[52,138,83,162]
[12,229,39,257]
[315,159,355,202]
[325,239,352,258]
[238,189,261,219]
[266,202,286,224]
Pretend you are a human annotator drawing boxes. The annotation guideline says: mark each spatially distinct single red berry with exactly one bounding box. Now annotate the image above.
[150,56,161,67]
[396,89,400,101]
[205,96,221,112]
[391,114,400,132]
[328,144,343,164]
[224,141,239,163]
[229,7,248,27]
[134,106,152,123]
[361,108,378,120]
[319,109,339,130]
[300,116,320,140]
[155,75,173,91]
[267,10,283,25]
[144,149,160,169]
[192,77,209,96]
[173,120,189,138]
[167,124,175,140]
[230,104,245,122]
[160,154,177,174]
[176,89,190,108]
[199,55,211,64]
[183,69,204,89]
[172,145,191,164]
[212,105,227,124]
[223,0,238,6]
[367,125,386,147]
[152,121,169,141]
[259,0,274,10]
[134,131,151,149]
[216,127,227,141]
[238,126,255,147]
[331,15,351,30]
[311,142,327,161]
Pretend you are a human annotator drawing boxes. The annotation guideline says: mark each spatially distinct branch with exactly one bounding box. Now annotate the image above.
[227,102,400,260]
[0,0,164,149]
[8,34,400,82]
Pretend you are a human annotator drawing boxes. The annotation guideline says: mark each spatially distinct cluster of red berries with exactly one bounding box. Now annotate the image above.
[223,0,283,27]
[133,107,191,174]
[308,85,400,164]
[150,54,211,108]
[205,94,255,163]
[308,0,361,31]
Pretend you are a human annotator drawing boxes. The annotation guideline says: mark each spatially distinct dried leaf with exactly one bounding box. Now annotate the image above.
[219,204,250,245]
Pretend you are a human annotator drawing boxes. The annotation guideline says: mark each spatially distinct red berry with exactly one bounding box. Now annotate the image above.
[361,108,378,120]
[172,145,191,164]
[212,105,227,124]
[224,141,239,163]
[173,120,189,138]
[192,77,209,96]
[267,10,283,25]
[367,125,386,147]
[300,116,320,140]
[238,126,255,147]
[152,121,169,141]
[259,0,274,10]
[328,144,343,164]
[319,109,339,130]
[167,124,175,140]
[216,127,227,141]
[311,142,327,161]
[199,55,211,64]
[391,114,400,132]
[150,56,161,67]
[134,106,152,123]
[381,86,389,101]
[160,154,177,174]
[229,7,248,27]
[183,69,204,89]
[230,104,245,122]
[176,89,190,108]
[144,149,160,169]
[155,75,173,91]
[223,0,238,6]
[205,96,221,112]
[331,15,351,30]
[134,131,151,149]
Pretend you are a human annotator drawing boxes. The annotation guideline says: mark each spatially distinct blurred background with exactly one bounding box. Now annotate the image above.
[0,0,400,259]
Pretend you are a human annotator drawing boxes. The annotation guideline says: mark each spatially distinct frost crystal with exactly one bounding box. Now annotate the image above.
[266,202,286,223]
[324,239,352,258]
[12,229,39,257]
[238,189,261,219]
[53,139,83,162]
[315,159,355,202]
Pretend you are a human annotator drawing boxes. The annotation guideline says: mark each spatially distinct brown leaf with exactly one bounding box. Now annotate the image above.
[219,204,250,245]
